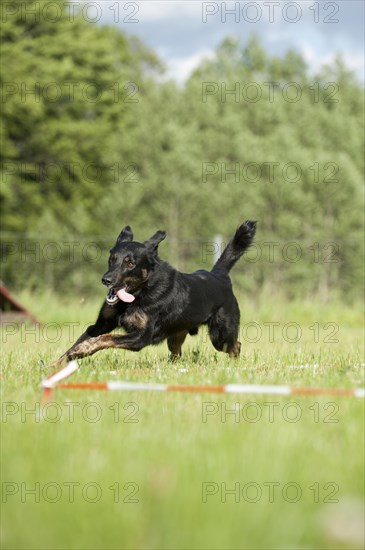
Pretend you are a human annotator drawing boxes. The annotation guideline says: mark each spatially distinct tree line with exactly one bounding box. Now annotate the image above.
[1,1,364,302]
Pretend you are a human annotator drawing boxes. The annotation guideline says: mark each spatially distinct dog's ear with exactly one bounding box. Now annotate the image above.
[144,230,166,258]
[115,225,133,245]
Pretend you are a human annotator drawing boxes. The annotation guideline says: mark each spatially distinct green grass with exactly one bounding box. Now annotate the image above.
[1,293,364,549]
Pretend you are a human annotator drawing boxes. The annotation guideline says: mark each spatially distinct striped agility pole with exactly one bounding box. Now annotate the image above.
[42,359,79,401]
[41,361,365,399]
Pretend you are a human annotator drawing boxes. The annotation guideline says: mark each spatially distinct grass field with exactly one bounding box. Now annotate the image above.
[1,291,364,549]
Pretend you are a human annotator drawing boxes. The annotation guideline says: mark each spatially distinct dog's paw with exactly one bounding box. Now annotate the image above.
[244,220,257,233]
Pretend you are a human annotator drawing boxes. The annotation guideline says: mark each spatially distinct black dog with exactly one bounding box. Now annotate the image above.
[54,220,256,364]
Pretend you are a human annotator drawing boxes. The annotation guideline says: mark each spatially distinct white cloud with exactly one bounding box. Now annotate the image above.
[341,51,364,77]
[160,38,364,84]
[164,48,216,83]
[301,43,364,79]
[138,1,201,22]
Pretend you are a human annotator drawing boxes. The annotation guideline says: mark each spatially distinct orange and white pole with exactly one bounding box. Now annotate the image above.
[41,362,364,399]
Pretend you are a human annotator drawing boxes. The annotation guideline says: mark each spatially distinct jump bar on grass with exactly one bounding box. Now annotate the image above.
[44,360,79,386]
[41,363,365,398]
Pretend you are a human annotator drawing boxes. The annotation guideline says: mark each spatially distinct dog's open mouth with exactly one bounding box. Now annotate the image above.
[106,288,119,305]
[106,287,135,305]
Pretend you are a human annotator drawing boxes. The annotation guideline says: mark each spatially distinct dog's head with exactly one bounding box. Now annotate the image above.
[102,225,166,305]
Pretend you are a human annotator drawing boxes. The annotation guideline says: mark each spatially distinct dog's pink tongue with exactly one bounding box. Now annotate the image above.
[117,288,135,303]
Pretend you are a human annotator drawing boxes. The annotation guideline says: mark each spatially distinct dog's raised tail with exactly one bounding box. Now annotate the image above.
[212,220,257,274]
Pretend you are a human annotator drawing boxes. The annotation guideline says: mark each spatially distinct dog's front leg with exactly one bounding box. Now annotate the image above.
[49,301,122,368]
[65,327,154,361]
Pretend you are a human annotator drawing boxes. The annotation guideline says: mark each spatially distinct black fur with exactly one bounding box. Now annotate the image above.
[55,220,257,363]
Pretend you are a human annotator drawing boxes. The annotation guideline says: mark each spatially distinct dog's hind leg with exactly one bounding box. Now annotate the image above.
[208,302,241,358]
[167,330,188,360]
[227,340,241,358]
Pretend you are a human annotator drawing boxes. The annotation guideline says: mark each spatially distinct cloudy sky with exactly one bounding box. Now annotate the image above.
[90,1,364,82]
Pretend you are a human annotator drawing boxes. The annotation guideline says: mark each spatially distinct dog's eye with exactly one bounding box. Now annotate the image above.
[124,257,135,269]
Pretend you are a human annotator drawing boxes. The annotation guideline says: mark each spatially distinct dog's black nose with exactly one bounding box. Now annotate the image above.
[102,276,112,287]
